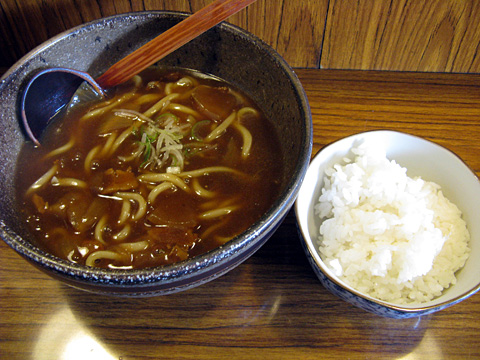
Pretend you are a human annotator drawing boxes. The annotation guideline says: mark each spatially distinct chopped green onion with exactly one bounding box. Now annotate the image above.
[129,112,186,170]
[191,120,211,141]
[156,112,179,123]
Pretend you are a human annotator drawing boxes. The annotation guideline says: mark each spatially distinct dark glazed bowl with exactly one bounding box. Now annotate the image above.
[0,12,312,296]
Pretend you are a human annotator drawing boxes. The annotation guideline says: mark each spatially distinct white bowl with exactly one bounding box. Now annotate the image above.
[295,130,480,318]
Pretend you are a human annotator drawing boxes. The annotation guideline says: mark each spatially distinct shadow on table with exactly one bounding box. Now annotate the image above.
[60,213,429,358]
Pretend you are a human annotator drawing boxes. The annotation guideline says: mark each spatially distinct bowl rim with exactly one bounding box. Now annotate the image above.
[295,129,480,313]
[0,11,313,288]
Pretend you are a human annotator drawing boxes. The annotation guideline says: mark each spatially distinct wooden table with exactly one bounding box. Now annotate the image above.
[1,69,480,359]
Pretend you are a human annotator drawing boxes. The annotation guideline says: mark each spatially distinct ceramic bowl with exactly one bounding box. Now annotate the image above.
[295,130,480,318]
[0,12,312,296]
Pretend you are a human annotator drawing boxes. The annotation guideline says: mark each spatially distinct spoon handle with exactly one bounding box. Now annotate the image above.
[95,0,257,88]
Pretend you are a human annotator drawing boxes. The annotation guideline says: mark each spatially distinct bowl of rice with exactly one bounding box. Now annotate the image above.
[295,130,480,318]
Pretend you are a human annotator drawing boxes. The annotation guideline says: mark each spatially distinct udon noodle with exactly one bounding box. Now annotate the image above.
[16,68,283,269]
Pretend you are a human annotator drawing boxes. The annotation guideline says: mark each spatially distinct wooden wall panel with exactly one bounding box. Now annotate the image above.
[321,0,480,72]
[0,0,326,69]
[275,1,327,68]
[1,0,479,72]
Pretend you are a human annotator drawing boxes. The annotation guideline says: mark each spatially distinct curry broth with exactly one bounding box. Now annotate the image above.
[16,68,283,269]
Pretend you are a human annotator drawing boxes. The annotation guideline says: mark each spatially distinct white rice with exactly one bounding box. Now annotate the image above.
[315,142,470,304]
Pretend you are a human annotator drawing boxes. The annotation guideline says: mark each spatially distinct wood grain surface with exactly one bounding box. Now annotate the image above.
[321,0,480,72]
[1,0,480,72]
[1,68,480,360]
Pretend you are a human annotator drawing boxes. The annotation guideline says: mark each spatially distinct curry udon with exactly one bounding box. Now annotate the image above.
[16,68,283,269]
